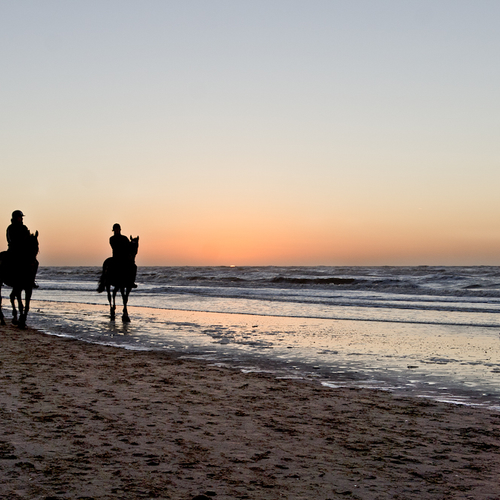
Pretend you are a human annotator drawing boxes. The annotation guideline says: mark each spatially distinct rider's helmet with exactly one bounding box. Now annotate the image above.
[113,223,121,231]
[12,210,24,219]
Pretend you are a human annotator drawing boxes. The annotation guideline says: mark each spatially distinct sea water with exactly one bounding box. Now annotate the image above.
[5,266,500,410]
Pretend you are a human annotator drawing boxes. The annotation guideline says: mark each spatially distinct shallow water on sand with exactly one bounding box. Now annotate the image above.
[27,300,500,411]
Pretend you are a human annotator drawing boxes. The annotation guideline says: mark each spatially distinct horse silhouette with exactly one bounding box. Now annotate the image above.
[100,236,139,322]
[0,231,39,329]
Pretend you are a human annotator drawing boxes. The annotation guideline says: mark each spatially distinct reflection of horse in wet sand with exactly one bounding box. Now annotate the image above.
[99,236,139,322]
[0,231,39,329]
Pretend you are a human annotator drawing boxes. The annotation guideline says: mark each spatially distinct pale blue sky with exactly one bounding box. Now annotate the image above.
[1,1,499,265]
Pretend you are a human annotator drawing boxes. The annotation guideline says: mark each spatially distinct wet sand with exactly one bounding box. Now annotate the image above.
[1,324,500,500]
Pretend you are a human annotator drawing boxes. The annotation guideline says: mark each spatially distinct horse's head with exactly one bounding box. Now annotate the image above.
[129,236,139,258]
[27,231,39,258]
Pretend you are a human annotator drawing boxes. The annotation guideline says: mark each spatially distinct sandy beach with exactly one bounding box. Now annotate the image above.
[1,324,499,500]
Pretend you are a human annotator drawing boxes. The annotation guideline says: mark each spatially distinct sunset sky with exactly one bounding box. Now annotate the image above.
[1,1,500,266]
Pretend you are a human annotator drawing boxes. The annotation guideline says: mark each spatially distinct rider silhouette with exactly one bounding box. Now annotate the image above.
[6,210,39,287]
[7,210,30,253]
[110,223,131,262]
[97,223,137,292]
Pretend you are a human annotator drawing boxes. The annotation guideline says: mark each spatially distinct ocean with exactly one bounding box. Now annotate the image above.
[7,265,500,410]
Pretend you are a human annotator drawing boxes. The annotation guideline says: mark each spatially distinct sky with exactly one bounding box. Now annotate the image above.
[1,0,500,266]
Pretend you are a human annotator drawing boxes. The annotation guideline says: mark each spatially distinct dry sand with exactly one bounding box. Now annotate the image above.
[1,324,499,500]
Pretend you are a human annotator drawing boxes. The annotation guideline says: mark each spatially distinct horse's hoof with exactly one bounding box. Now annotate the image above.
[122,315,131,323]
[12,319,18,326]
[0,319,5,326]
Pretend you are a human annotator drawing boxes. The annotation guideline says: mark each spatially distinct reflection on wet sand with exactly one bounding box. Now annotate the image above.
[28,299,500,409]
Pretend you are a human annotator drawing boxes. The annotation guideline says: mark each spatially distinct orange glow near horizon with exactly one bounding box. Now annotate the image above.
[33,216,500,267]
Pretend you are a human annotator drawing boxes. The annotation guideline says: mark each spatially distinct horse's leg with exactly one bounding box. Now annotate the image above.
[113,288,118,321]
[0,284,5,326]
[18,288,32,329]
[10,290,19,325]
[107,285,115,320]
[111,287,119,321]
[16,289,24,327]
[121,287,131,322]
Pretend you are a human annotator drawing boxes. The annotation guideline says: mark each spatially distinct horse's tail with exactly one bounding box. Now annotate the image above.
[97,257,113,292]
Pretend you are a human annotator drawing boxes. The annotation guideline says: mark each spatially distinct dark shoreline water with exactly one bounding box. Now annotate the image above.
[33,265,500,327]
